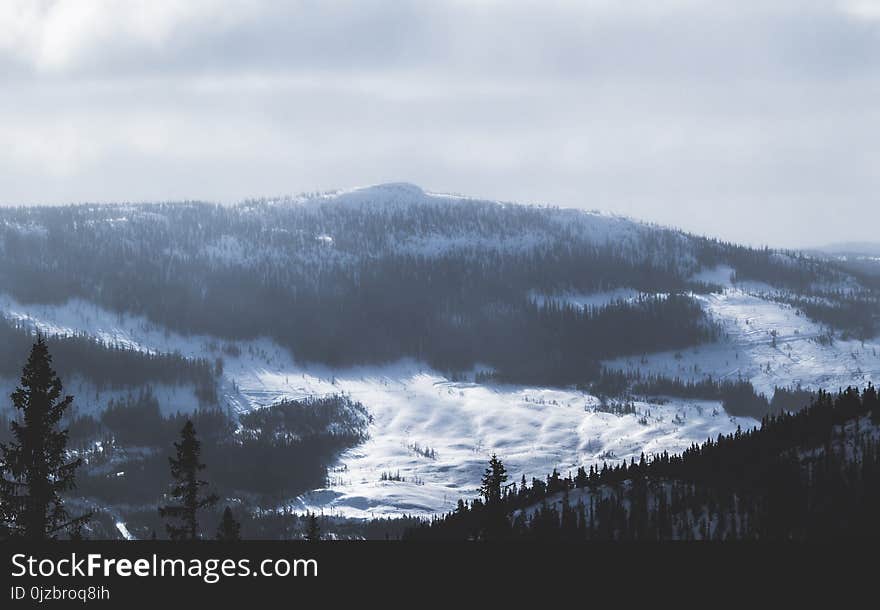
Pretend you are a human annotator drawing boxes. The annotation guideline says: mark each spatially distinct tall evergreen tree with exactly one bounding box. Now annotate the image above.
[478,454,511,540]
[158,420,218,540]
[305,512,321,541]
[215,506,241,542]
[865,383,879,424]
[479,454,508,505]
[0,338,90,540]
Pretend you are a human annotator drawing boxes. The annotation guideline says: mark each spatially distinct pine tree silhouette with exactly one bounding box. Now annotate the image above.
[215,506,241,542]
[478,454,510,540]
[158,420,218,540]
[305,512,321,541]
[479,454,508,505]
[0,338,90,540]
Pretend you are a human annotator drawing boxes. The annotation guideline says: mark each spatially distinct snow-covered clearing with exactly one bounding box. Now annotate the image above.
[604,288,880,396]
[4,284,876,517]
[0,292,750,517]
[0,375,203,419]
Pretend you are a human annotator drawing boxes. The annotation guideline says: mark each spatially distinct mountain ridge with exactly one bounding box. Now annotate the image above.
[1,183,878,522]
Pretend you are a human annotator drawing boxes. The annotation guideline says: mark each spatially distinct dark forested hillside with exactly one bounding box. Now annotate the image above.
[2,184,873,387]
[407,386,880,541]
[70,393,370,506]
[0,317,218,401]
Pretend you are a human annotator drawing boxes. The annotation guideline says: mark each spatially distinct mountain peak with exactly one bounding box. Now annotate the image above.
[322,182,428,205]
[358,182,426,196]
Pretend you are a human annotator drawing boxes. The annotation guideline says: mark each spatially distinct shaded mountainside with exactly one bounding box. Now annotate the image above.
[1,184,876,387]
[2,184,880,525]
[406,387,880,540]
[0,316,218,400]
[49,393,370,509]
[0,377,374,540]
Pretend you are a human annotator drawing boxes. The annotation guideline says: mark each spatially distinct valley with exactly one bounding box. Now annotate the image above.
[1,183,878,534]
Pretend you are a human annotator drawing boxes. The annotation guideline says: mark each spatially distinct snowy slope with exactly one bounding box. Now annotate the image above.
[604,286,880,397]
[0,292,748,518]
[272,182,662,258]
[0,375,204,419]
[2,280,877,517]
[0,189,876,519]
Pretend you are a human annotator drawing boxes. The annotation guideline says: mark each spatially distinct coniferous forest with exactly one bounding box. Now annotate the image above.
[3,338,879,541]
[2,193,877,388]
[406,387,880,540]
[0,339,374,540]
[6,5,880,601]
[0,316,217,399]
[1,193,879,541]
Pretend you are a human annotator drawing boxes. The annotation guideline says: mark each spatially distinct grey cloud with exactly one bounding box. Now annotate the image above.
[0,1,878,248]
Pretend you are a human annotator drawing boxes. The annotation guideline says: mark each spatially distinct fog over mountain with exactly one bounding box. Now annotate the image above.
[816,242,880,257]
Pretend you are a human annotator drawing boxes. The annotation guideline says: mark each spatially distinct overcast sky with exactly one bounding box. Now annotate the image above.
[1,1,878,248]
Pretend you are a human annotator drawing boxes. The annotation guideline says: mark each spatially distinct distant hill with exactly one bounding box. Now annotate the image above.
[1,184,879,523]
[811,242,880,279]
[813,242,880,258]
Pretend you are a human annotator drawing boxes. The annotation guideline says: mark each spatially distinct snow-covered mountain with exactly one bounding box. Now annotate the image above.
[1,183,878,523]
